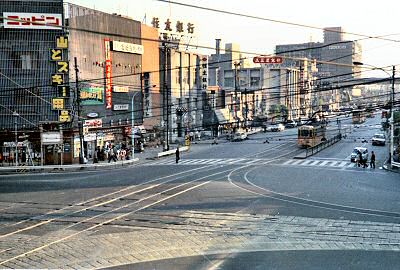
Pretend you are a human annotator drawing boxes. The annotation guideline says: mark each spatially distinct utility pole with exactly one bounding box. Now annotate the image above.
[14,114,18,167]
[234,61,240,132]
[74,57,84,164]
[163,43,170,151]
[244,88,248,131]
[390,66,395,166]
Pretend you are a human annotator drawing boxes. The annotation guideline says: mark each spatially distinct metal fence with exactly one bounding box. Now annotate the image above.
[305,134,342,157]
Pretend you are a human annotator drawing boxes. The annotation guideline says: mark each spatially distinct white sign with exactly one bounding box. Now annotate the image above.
[200,56,208,90]
[112,41,144,55]
[113,86,129,93]
[84,118,103,128]
[113,104,129,111]
[84,133,97,142]
[41,132,62,144]
[3,12,62,30]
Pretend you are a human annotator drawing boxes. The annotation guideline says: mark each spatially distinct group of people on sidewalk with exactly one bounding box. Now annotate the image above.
[357,150,376,169]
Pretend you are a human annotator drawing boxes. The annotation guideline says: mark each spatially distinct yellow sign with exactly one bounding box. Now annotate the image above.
[52,98,64,110]
[59,110,71,122]
[56,36,68,49]
[50,49,62,61]
[58,86,70,97]
[57,61,69,73]
[52,74,64,86]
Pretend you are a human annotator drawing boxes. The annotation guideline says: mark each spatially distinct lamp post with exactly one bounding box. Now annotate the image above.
[353,62,395,166]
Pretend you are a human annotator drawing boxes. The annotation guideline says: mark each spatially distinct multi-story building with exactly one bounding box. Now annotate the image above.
[276,27,362,111]
[0,0,67,164]
[160,41,203,145]
[66,3,144,162]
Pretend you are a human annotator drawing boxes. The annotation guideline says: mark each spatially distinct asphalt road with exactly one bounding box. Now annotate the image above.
[0,112,399,269]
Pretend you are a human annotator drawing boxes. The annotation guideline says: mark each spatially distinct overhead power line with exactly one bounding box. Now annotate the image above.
[156,0,400,43]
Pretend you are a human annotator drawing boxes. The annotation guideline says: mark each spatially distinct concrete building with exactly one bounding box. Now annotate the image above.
[66,3,144,162]
[276,27,362,110]
[141,24,161,131]
[0,0,67,164]
[160,42,203,145]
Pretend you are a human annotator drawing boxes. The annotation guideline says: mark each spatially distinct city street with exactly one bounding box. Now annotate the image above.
[0,115,399,269]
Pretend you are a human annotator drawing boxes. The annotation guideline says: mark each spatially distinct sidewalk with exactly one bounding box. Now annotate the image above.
[0,130,261,175]
[383,159,400,173]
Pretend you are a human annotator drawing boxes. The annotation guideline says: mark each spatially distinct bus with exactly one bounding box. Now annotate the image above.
[298,122,327,148]
[352,109,366,124]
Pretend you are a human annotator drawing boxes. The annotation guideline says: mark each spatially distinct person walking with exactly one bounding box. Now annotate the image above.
[370,151,376,169]
[175,146,180,164]
[357,151,362,167]
[108,145,117,163]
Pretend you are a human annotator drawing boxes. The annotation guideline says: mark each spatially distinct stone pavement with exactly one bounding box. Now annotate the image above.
[1,211,399,269]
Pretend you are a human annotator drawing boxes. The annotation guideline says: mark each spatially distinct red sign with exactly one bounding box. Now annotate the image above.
[253,56,283,64]
[4,12,62,29]
[104,39,112,109]
[84,119,103,128]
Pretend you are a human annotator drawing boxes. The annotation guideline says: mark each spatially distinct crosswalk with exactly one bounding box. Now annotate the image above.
[282,158,356,169]
[148,157,359,169]
[148,158,271,166]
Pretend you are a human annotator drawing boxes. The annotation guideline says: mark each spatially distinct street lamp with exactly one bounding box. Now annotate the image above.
[353,61,395,166]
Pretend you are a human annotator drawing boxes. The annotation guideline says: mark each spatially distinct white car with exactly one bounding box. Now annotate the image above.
[232,132,247,141]
[268,123,285,132]
[372,133,386,146]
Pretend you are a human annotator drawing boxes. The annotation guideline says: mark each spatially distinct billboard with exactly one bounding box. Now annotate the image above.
[3,12,62,30]
[80,86,104,105]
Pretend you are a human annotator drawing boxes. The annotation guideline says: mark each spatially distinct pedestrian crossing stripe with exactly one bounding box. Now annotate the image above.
[148,158,271,166]
[282,159,356,168]
[148,158,358,168]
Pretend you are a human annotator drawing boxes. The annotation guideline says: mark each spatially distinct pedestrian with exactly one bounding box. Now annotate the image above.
[357,151,362,167]
[370,151,376,169]
[175,146,180,164]
[108,145,117,163]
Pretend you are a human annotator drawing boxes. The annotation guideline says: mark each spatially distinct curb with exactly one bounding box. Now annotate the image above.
[0,158,139,175]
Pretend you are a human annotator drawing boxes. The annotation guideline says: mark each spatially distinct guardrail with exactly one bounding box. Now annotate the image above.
[305,134,342,157]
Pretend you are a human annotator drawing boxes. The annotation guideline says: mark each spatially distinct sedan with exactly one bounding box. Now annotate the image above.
[372,133,386,146]
[269,123,285,132]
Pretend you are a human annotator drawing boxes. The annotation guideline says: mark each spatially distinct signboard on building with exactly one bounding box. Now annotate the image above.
[253,56,283,64]
[113,86,129,93]
[113,104,129,111]
[104,39,112,109]
[200,56,208,90]
[3,12,62,30]
[84,119,103,128]
[80,86,104,105]
[111,41,144,55]
[84,133,97,142]
[41,132,62,145]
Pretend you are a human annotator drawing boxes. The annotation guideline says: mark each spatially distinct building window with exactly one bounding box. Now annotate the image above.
[224,77,234,87]
[251,77,260,87]
[21,54,32,70]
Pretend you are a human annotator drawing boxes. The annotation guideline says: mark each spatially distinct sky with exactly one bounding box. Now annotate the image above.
[70,0,400,77]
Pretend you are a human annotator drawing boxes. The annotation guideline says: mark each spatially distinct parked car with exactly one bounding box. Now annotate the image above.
[284,120,297,128]
[350,147,369,163]
[268,123,285,132]
[371,133,386,146]
[231,132,247,141]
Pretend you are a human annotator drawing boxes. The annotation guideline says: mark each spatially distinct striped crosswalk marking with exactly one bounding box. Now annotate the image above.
[278,158,359,170]
[318,161,329,166]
